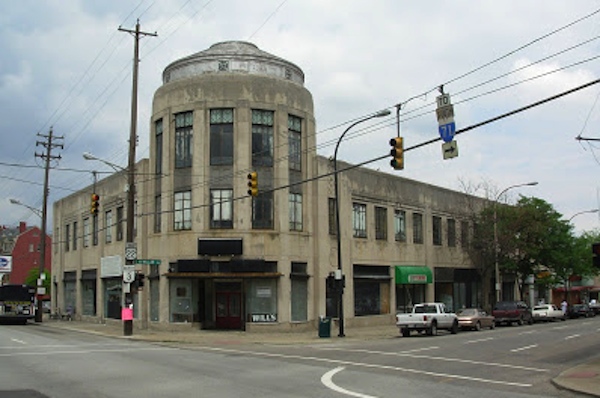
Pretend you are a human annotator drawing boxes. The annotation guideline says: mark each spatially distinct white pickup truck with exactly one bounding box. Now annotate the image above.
[396,302,459,337]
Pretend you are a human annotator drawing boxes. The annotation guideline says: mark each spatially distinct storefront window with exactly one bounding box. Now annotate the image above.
[104,278,122,320]
[169,279,198,323]
[353,265,390,316]
[245,279,277,322]
[81,280,96,316]
[63,278,76,315]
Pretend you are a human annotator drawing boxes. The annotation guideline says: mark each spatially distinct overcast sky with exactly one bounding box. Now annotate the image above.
[2,0,600,234]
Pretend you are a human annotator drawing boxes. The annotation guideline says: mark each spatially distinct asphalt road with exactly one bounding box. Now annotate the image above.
[1,316,598,398]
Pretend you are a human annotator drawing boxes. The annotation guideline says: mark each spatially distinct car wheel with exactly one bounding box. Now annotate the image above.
[474,321,481,331]
[451,321,459,334]
[428,322,437,336]
[401,328,410,337]
[517,317,524,326]
[490,321,495,330]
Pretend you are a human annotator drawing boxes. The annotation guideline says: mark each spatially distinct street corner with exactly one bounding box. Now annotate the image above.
[552,362,600,398]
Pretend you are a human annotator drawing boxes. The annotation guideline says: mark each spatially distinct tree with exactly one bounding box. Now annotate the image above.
[25,268,51,293]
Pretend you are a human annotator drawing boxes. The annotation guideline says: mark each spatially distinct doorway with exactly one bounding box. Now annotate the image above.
[215,282,242,329]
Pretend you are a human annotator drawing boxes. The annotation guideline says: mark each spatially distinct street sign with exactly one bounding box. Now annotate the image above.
[438,122,456,143]
[123,270,135,283]
[442,140,459,159]
[436,93,456,143]
[135,259,161,265]
[125,242,137,261]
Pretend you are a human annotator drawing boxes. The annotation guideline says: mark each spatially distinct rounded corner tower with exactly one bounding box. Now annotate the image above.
[148,41,317,331]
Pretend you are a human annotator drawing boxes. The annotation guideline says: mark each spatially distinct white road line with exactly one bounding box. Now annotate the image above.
[464,337,494,344]
[10,339,26,345]
[316,347,547,372]
[518,330,536,335]
[202,346,533,388]
[0,346,172,357]
[0,342,130,350]
[510,344,538,353]
[565,334,580,340]
[321,367,378,398]
[400,346,439,353]
[552,325,568,330]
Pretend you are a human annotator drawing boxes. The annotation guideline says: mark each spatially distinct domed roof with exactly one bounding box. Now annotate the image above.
[162,41,305,86]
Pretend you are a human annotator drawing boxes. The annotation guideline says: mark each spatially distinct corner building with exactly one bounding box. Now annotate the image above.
[53,41,486,332]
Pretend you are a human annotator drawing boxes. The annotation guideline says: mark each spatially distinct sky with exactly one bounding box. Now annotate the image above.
[2,0,600,234]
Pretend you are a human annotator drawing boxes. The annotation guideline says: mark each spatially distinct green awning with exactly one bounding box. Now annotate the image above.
[395,266,432,284]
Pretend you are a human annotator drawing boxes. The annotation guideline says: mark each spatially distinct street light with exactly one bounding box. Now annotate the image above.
[568,209,599,222]
[493,181,538,303]
[333,109,391,337]
[83,152,126,172]
[9,198,43,218]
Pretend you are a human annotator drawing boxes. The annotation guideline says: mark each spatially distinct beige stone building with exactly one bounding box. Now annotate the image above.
[52,41,486,332]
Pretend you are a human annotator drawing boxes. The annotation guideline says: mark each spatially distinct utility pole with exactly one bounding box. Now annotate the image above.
[118,19,157,336]
[35,127,63,322]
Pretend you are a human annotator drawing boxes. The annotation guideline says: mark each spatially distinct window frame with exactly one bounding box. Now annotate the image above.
[174,111,193,168]
[352,202,367,238]
[289,192,303,231]
[432,215,442,246]
[288,115,302,171]
[251,109,274,167]
[174,190,192,231]
[210,109,234,165]
[394,209,406,242]
[413,212,424,244]
[210,189,233,229]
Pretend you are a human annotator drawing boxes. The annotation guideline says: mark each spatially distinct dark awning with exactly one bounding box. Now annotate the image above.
[395,266,432,284]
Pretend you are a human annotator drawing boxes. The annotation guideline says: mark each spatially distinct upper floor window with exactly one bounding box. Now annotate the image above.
[328,198,337,236]
[175,111,193,168]
[252,109,274,167]
[210,189,233,229]
[461,220,470,248]
[210,109,234,165]
[72,221,78,250]
[289,193,303,231]
[375,206,387,240]
[174,190,192,231]
[105,210,113,244]
[65,224,70,252]
[154,195,161,233]
[413,213,423,244]
[288,115,302,171]
[432,216,442,246]
[155,119,163,175]
[447,218,456,247]
[394,209,406,242]
[92,214,99,246]
[83,217,90,248]
[116,206,124,241]
[353,203,367,238]
[252,191,274,229]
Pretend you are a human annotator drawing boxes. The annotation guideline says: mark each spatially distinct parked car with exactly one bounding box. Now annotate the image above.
[456,308,495,331]
[396,302,459,337]
[532,304,565,322]
[569,303,596,319]
[492,301,533,326]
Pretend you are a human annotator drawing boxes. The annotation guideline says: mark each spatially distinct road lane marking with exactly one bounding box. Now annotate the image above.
[518,331,536,335]
[10,339,26,345]
[565,334,580,340]
[510,344,538,352]
[202,346,533,388]
[321,367,378,398]
[315,347,547,372]
[0,346,172,357]
[464,337,494,344]
[552,325,568,330]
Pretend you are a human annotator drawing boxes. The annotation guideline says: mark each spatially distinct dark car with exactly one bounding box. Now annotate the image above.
[492,301,533,326]
[569,303,596,319]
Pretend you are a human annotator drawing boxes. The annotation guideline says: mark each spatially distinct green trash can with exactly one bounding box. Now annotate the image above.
[318,316,331,338]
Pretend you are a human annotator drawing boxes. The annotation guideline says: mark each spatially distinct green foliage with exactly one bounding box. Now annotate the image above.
[25,268,51,292]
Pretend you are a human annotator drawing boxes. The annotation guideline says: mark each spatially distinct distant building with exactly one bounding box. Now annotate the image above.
[53,41,486,332]
[1,222,52,285]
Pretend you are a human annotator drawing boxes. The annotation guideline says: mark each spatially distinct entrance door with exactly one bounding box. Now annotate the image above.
[215,289,242,329]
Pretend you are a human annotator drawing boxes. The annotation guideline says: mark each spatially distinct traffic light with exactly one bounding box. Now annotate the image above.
[247,172,258,196]
[389,137,404,170]
[592,243,600,269]
[133,273,145,289]
[90,193,100,215]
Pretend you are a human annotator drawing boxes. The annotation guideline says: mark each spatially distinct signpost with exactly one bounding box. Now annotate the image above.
[436,93,459,159]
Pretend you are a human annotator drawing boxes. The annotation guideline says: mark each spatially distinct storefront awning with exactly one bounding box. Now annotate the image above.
[395,266,432,285]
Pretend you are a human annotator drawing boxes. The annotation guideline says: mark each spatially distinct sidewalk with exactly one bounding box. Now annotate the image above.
[41,319,600,397]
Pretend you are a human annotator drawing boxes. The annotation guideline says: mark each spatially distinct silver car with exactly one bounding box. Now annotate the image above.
[532,304,566,322]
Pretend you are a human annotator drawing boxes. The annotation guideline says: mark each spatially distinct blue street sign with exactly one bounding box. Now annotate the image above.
[438,122,456,143]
